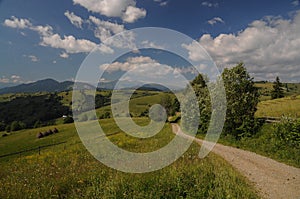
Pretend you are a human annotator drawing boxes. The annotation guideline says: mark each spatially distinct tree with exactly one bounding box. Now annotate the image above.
[160,94,173,116]
[271,76,284,99]
[221,63,259,138]
[188,73,212,134]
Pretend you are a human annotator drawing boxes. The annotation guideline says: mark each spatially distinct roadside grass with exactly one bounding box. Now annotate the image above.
[256,95,300,118]
[0,118,259,198]
[197,123,300,168]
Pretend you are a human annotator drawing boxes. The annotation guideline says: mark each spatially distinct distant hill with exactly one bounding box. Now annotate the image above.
[0,79,94,94]
[0,78,180,94]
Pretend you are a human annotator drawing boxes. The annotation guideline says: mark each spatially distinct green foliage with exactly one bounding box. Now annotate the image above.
[0,94,70,129]
[271,76,284,99]
[213,123,300,167]
[63,116,74,124]
[190,74,211,134]
[273,117,300,148]
[221,63,260,138]
[10,121,26,132]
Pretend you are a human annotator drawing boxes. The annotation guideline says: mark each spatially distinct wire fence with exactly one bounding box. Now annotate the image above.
[0,141,67,159]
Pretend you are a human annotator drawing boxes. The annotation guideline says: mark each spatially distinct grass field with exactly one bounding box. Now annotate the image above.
[256,95,300,118]
[255,82,300,101]
[0,118,259,198]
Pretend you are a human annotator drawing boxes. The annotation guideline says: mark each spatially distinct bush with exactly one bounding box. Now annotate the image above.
[10,121,26,132]
[63,116,74,124]
[273,117,300,148]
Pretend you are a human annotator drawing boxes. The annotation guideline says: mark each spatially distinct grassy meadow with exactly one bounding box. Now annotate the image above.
[256,95,300,118]
[0,118,259,198]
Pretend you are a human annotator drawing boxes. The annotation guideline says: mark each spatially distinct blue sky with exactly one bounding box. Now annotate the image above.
[0,0,300,88]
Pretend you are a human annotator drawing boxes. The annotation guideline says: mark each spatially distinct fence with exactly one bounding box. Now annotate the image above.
[0,141,67,159]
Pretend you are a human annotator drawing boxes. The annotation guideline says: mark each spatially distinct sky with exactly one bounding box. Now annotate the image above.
[0,0,300,88]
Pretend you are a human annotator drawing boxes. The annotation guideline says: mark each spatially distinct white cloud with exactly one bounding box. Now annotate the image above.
[292,0,299,6]
[0,75,23,84]
[201,1,219,8]
[153,0,168,6]
[207,17,224,25]
[159,1,168,6]
[73,0,146,23]
[40,34,98,54]
[60,52,69,58]
[26,55,38,62]
[0,77,10,83]
[100,56,192,89]
[141,40,165,49]
[53,60,57,64]
[122,6,146,23]
[185,11,300,81]
[88,15,125,42]
[64,10,84,28]
[3,16,32,28]
[4,16,113,54]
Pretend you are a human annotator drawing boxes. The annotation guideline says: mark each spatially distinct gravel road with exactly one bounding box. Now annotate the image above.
[172,124,300,199]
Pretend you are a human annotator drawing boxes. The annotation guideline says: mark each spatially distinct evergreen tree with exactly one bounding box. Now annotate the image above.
[271,76,284,99]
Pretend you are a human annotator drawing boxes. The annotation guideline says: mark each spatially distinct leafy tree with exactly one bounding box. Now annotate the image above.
[160,95,173,116]
[222,63,259,138]
[190,73,211,133]
[271,76,284,99]
[173,98,180,113]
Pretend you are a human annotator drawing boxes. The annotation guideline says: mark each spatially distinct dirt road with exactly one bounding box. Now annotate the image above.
[171,124,300,199]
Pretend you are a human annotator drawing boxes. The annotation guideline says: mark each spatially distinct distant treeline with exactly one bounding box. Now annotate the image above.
[0,92,112,132]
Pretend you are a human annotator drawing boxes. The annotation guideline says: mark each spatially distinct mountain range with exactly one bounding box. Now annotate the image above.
[0,79,171,94]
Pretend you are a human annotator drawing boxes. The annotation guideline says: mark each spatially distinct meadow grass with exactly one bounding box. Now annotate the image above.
[0,118,259,198]
[256,95,300,118]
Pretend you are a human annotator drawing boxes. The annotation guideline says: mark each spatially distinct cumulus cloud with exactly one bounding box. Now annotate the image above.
[207,17,224,25]
[184,11,300,81]
[28,55,39,62]
[201,1,219,8]
[3,16,32,28]
[0,75,23,84]
[88,15,125,42]
[64,10,84,28]
[3,16,113,54]
[60,52,69,58]
[73,0,146,23]
[40,34,97,54]
[154,0,168,6]
[122,6,146,23]
[99,56,196,89]
[141,40,165,49]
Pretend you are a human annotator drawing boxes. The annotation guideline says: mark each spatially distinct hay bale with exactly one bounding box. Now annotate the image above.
[48,130,53,135]
[53,128,59,133]
[42,131,49,136]
[36,132,44,139]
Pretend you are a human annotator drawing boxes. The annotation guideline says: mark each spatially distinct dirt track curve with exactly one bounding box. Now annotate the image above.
[171,124,300,199]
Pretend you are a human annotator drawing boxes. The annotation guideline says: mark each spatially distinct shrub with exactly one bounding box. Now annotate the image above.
[63,116,74,124]
[10,121,26,131]
[273,117,300,148]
